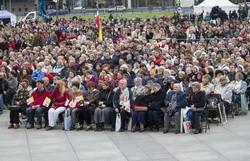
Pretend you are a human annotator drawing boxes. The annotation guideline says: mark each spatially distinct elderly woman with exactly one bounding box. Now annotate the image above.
[147,83,166,131]
[232,72,248,115]
[201,74,214,95]
[94,80,114,131]
[188,82,206,134]
[215,76,232,114]
[131,77,144,101]
[131,85,152,132]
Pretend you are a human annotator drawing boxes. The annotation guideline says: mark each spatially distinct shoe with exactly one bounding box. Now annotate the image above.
[131,127,136,132]
[119,128,125,132]
[14,124,20,129]
[139,123,144,133]
[27,124,34,129]
[175,130,180,134]
[194,130,200,134]
[85,125,92,131]
[163,129,169,134]
[140,128,145,133]
[100,123,104,131]
[46,126,53,131]
[76,125,83,131]
[8,124,14,129]
[36,125,42,130]
[0,111,2,115]
[131,125,136,132]
[199,129,202,133]
[70,127,75,131]
[95,124,100,132]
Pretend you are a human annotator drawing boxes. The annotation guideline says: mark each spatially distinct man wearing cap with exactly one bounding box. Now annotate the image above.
[26,80,50,129]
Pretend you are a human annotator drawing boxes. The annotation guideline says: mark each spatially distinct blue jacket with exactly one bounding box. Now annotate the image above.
[31,70,45,81]
[164,91,187,110]
[113,88,132,109]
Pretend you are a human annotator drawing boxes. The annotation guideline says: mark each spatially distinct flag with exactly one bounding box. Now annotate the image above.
[95,10,103,41]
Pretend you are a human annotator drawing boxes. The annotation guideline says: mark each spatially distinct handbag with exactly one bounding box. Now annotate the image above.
[115,114,121,132]
[134,104,148,111]
[64,109,72,131]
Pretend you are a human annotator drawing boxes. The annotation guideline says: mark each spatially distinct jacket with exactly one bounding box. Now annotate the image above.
[97,89,114,107]
[12,90,30,106]
[69,90,84,108]
[187,91,206,109]
[215,83,232,104]
[0,78,9,94]
[164,91,187,111]
[31,70,45,81]
[83,89,100,106]
[49,87,69,109]
[148,89,166,110]
[113,88,132,109]
[30,88,50,107]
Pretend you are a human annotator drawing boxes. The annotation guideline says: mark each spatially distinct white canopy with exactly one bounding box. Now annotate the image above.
[0,10,16,26]
[194,0,239,14]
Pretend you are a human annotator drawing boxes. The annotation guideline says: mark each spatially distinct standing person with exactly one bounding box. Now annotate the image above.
[46,80,69,130]
[110,79,132,132]
[26,80,50,129]
[0,72,9,115]
[8,83,29,129]
[6,70,18,106]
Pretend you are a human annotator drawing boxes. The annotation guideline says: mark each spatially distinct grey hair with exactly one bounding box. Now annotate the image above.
[191,82,201,90]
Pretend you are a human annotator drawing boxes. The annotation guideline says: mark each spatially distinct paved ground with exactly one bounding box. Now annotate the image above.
[0,110,250,161]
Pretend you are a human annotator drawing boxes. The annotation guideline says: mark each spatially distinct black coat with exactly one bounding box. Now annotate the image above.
[0,78,9,94]
[148,89,166,110]
[187,91,206,109]
[97,89,114,107]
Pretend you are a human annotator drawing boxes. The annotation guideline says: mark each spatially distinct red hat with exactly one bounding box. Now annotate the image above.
[86,81,96,87]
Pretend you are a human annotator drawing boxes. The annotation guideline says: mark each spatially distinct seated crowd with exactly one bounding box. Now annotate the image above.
[0,11,249,135]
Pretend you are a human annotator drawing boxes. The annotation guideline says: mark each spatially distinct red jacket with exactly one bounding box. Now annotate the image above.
[44,72,54,80]
[49,87,69,109]
[30,88,50,107]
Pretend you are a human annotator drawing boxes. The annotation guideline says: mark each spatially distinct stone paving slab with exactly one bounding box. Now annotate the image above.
[1,110,250,161]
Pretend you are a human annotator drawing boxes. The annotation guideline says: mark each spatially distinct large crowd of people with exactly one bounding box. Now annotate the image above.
[0,8,249,134]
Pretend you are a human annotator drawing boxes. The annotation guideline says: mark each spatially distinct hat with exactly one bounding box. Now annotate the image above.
[223,66,230,73]
[36,79,44,84]
[86,81,96,87]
